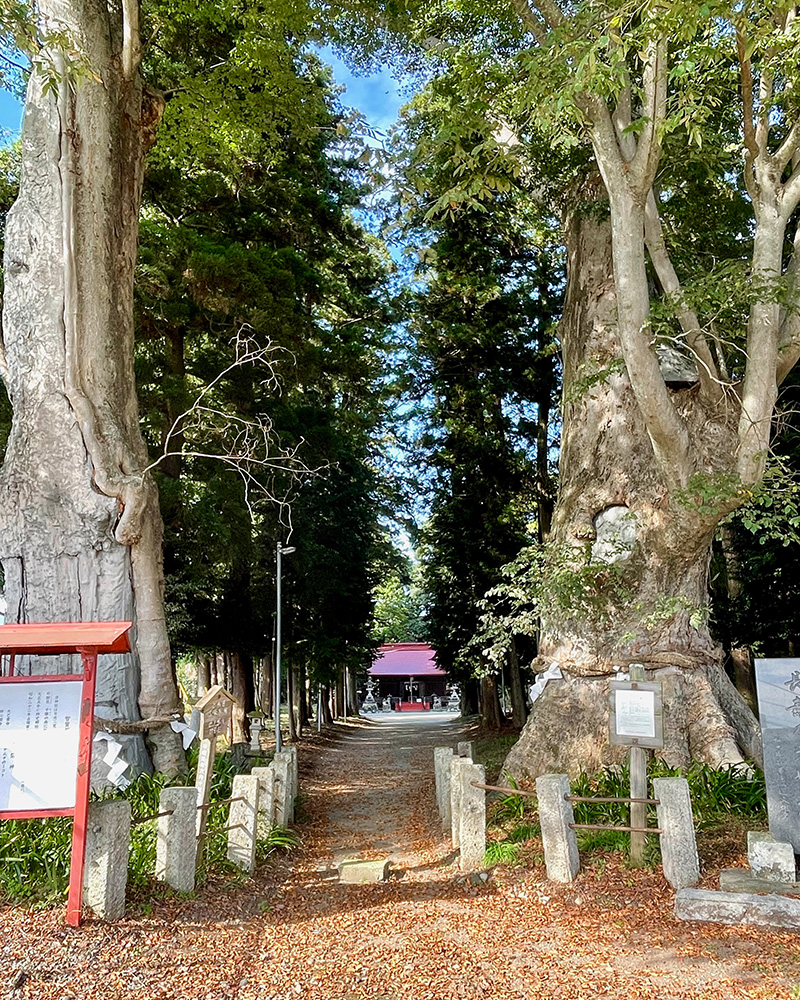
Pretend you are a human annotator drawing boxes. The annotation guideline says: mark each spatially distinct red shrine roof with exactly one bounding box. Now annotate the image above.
[370,643,446,678]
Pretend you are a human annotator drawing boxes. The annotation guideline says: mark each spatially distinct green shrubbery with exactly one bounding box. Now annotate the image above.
[0,747,298,907]
[485,760,767,868]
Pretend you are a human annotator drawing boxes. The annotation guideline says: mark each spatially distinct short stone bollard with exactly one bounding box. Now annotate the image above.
[434,747,454,827]
[456,741,474,759]
[536,774,580,883]
[747,831,796,883]
[272,752,293,826]
[653,777,699,889]
[227,773,261,873]
[450,755,468,847]
[458,761,486,872]
[156,786,197,893]
[251,765,277,839]
[83,799,131,920]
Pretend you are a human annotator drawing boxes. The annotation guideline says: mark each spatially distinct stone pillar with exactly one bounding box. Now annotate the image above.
[457,741,474,759]
[227,773,261,873]
[434,747,454,824]
[536,774,580,883]
[156,786,197,893]
[653,777,699,889]
[251,765,277,838]
[82,799,131,920]
[459,761,486,872]
[272,753,292,826]
[450,755,468,847]
[285,745,299,799]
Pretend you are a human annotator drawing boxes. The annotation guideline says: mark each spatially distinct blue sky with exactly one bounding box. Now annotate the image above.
[0,89,22,138]
[318,47,405,135]
[0,50,404,142]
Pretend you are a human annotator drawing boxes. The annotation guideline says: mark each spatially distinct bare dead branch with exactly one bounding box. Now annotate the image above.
[141,332,321,523]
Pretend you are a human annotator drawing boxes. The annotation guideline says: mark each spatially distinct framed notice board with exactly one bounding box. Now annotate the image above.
[0,621,132,925]
[609,679,664,748]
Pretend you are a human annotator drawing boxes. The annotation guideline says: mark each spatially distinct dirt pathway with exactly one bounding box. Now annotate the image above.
[3,716,800,1000]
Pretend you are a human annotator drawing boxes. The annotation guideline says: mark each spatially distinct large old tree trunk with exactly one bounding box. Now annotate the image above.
[504,182,761,781]
[0,0,184,774]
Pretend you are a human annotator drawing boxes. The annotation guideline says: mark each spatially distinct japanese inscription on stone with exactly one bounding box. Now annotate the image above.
[755,658,800,852]
[0,680,83,811]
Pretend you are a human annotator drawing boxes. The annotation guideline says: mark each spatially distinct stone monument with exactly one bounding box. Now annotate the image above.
[755,658,800,852]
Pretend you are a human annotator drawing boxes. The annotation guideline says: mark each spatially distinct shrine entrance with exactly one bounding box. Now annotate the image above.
[367,643,449,712]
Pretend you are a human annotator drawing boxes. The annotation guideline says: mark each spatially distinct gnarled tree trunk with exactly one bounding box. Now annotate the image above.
[0,0,183,775]
[504,183,761,781]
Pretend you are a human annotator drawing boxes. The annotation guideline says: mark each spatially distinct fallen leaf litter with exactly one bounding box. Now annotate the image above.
[2,714,800,1000]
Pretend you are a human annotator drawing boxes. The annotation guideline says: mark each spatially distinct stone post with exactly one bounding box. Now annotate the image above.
[284,745,299,803]
[434,747,454,823]
[251,765,277,839]
[450,755,468,847]
[653,777,700,889]
[156,786,197,893]
[82,799,131,920]
[227,773,261,873]
[536,774,580,883]
[456,741,474,759]
[459,761,486,872]
[194,736,217,862]
[272,752,292,826]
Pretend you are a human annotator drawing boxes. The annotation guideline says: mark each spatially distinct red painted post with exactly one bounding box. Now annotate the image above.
[66,650,98,927]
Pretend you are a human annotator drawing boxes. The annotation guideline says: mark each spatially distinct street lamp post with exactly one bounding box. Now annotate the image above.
[274,540,295,754]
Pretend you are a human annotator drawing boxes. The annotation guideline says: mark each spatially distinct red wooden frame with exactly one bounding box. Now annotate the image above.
[0,622,132,926]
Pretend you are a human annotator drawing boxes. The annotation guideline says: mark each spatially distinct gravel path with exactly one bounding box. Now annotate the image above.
[2,715,800,1000]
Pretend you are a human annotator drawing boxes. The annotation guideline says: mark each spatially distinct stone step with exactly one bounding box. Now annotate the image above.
[676,887,800,930]
[337,858,391,884]
[719,868,800,896]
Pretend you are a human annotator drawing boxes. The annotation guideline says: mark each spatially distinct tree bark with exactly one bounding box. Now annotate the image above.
[0,0,183,776]
[480,674,503,730]
[508,640,527,730]
[504,181,761,781]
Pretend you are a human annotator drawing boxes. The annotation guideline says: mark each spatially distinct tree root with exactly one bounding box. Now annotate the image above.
[503,662,761,782]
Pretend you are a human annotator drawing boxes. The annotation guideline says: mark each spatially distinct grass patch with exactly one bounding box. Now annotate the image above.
[472,731,520,785]
[0,746,296,908]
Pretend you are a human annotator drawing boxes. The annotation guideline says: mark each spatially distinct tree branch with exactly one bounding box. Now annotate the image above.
[775,120,800,172]
[510,0,547,43]
[121,0,141,79]
[777,226,800,385]
[736,27,760,187]
[644,192,721,401]
[628,37,668,197]
[531,0,565,29]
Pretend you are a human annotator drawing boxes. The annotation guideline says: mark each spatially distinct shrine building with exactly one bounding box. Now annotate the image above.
[368,642,448,710]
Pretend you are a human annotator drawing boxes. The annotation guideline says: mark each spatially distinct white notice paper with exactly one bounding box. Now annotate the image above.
[0,680,83,812]
[614,688,656,739]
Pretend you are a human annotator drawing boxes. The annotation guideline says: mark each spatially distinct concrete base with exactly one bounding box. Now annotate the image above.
[720,868,800,896]
[747,831,796,883]
[676,887,800,930]
[337,858,390,883]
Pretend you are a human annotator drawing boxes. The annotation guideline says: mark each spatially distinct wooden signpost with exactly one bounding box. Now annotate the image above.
[0,621,133,926]
[192,685,236,858]
[609,664,664,865]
